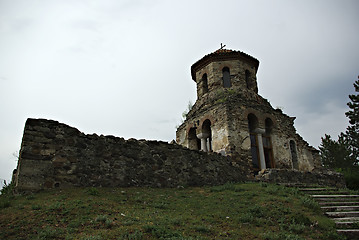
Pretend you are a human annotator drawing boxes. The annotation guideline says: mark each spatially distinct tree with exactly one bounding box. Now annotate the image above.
[319,76,359,168]
[345,76,359,166]
[319,133,352,168]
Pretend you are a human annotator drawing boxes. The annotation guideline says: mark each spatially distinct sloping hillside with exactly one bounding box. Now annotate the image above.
[0,183,345,239]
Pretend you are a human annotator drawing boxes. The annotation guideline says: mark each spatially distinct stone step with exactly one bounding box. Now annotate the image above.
[336,229,359,238]
[333,217,359,222]
[312,195,359,202]
[319,201,359,206]
[311,194,359,198]
[315,198,359,202]
[299,187,338,191]
[336,221,359,228]
[321,206,359,211]
[325,211,359,218]
[301,189,352,195]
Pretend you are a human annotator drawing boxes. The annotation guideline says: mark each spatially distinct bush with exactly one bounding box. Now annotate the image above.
[341,168,359,190]
[1,181,14,196]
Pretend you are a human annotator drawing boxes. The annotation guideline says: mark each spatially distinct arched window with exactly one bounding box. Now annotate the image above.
[188,128,200,150]
[202,119,212,152]
[202,74,208,93]
[245,70,251,89]
[222,67,231,88]
[290,140,299,170]
[248,114,259,170]
[263,118,274,168]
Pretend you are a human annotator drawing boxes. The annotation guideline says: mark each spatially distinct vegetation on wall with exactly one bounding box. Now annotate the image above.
[181,100,193,122]
[319,76,359,189]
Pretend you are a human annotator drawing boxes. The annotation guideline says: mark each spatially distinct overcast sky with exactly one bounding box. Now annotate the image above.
[1,0,358,181]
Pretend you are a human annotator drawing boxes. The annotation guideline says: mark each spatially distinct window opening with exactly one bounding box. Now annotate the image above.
[202,74,208,93]
[222,67,231,88]
[245,70,251,89]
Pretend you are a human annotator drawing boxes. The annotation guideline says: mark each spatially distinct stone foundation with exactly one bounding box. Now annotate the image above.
[255,168,346,188]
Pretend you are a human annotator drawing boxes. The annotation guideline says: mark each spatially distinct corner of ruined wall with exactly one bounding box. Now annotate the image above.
[14,118,82,192]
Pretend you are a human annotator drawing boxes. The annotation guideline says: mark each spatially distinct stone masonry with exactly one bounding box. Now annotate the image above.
[14,118,247,192]
[176,48,322,174]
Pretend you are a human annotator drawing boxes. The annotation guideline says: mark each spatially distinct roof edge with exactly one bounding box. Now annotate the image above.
[190,49,260,81]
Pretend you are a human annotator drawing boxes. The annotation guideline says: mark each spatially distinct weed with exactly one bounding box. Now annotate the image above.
[105,219,113,228]
[290,213,311,226]
[95,215,113,228]
[143,225,182,238]
[193,225,212,233]
[95,215,108,223]
[316,216,336,230]
[237,213,253,223]
[86,187,100,196]
[37,226,63,239]
[323,231,346,240]
[122,218,140,226]
[68,219,83,228]
[48,201,63,211]
[263,232,305,240]
[0,198,11,209]
[300,196,320,212]
[26,194,35,200]
[153,201,168,209]
[121,230,143,240]
[169,218,183,226]
[209,182,240,192]
[288,223,306,234]
[248,205,265,218]
[32,204,41,210]
[80,236,102,240]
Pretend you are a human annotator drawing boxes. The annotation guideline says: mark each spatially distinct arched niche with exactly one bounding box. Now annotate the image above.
[188,128,200,150]
[201,119,212,152]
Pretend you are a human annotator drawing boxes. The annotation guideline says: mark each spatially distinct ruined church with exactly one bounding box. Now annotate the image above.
[14,47,344,192]
[176,48,321,173]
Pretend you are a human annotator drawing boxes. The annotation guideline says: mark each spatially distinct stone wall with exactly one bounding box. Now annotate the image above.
[255,169,346,188]
[176,90,321,172]
[14,118,248,192]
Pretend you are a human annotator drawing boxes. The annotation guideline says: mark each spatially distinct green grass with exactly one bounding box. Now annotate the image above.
[0,183,345,239]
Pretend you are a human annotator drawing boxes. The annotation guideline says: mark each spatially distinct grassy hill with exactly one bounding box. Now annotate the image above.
[0,182,345,240]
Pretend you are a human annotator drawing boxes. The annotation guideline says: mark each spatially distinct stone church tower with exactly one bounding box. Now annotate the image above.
[176,48,321,173]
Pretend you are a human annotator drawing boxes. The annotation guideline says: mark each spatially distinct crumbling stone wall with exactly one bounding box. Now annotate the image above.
[176,89,321,172]
[256,169,346,188]
[14,118,248,192]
